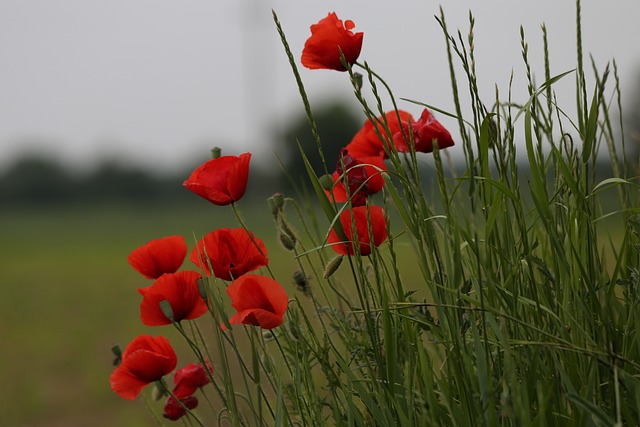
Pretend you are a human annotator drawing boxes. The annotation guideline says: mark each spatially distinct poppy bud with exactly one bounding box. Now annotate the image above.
[267,198,279,219]
[293,270,311,296]
[271,192,285,210]
[278,230,296,251]
[159,300,175,323]
[352,72,363,90]
[262,330,275,341]
[323,255,344,279]
[211,147,221,159]
[318,174,334,191]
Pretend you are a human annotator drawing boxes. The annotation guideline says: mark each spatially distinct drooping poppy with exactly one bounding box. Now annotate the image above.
[128,236,187,280]
[163,395,199,421]
[301,12,364,72]
[327,205,388,256]
[345,110,414,160]
[110,335,177,400]
[226,274,289,330]
[392,108,455,153]
[138,270,207,326]
[162,361,213,421]
[183,153,251,206]
[190,228,268,281]
[326,148,386,206]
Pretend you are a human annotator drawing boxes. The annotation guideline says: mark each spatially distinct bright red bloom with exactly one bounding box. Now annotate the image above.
[110,335,177,400]
[128,236,187,279]
[226,274,289,330]
[173,361,213,398]
[327,205,388,256]
[183,153,251,206]
[191,228,268,281]
[138,270,207,326]
[162,361,213,421]
[301,12,363,72]
[163,395,199,421]
[392,108,455,153]
[345,110,414,159]
[326,149,386,206]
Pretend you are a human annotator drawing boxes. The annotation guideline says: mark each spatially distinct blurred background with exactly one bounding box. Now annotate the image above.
[1,1,640,425]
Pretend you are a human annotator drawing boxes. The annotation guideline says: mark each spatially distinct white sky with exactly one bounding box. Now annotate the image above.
[1,1,639,173]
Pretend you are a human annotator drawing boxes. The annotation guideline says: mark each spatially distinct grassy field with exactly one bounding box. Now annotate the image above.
[0,186,629,426]
[0,197,423,426]
[0,200,274,427]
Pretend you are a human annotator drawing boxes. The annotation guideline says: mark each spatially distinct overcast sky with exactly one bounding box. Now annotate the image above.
[1,1,639,173]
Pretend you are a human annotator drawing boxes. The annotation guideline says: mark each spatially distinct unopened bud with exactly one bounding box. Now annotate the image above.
[278,230,296,251]
[211,147,221,159]
[159,299,175,323]
[293,270,311,296]
[262,330,275,341]
[352,72,363,91]
[271,192,285,210]
[267,198,278,219]
[197,277,208,301]
[288,318,300,339]
[318,174,334,191]
[323,255,344,279]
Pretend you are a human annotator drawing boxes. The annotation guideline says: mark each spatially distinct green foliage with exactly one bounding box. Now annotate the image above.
[87,3,640,426]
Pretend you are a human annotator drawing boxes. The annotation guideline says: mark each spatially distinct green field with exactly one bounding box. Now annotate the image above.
[0,200,276,426]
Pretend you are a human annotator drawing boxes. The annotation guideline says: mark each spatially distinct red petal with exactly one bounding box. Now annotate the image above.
[139,271,206,326]
[128,236,187,279]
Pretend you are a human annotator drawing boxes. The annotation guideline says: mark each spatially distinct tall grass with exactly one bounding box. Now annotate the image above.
[117,2,639,426]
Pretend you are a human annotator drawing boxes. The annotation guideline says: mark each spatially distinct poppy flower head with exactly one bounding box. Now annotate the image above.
[128,236,187,280]
[326,149,386,206]
[301,12,364,72]
[327,205,388,256]
[173,361,214,398]
[183,153,251,206]
[161,361,213,421]
[163,395,199,421]
[226,274,289,330]
[392,108,455,153]
[190,228,268,281]
[345,110,414,160]
[138,270,207,326]
[110,335,177,400]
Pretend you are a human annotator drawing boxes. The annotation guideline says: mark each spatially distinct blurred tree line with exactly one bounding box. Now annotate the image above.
[0,101,362,208]
[2,90,636,209]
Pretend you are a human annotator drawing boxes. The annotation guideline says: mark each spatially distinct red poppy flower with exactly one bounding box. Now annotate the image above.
[392,108,455,153]
[301,12,364,72]
[190,228,268,281]
[163,395,199,421]
[162,361,213,421]
[110,335,177,400]
[183,153,251,206]
[226,274,289,330]
[173,361,213,398]
[128,236,187,280]
[327,205,388,256]
[326,149,386,206]
[345,110,414,159]
[138,270,207,326]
